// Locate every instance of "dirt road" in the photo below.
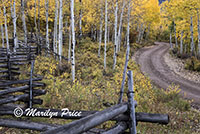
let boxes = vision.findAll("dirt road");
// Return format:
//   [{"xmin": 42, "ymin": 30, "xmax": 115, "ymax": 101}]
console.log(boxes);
[{"xmin": 135, "ymin": 42, "xmax": 200, "ymax": 105}]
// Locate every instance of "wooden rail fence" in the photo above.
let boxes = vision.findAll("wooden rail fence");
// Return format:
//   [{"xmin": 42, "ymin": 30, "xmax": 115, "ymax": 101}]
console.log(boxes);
[{"xmin": 0, "ymin": 45, "xmax": 169, "ymax": 134}]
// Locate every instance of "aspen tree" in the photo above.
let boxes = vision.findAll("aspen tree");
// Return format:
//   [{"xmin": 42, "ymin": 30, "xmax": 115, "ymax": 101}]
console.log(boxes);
[
  {"xmin": 1, "ymin": 24, "xmax": 4, "ymax": 48},
  {"xmin": 190, "ymin": 16, "xmax": 194, "ymax": 55},
  {"xmin": 71, "ymin": 0, "xmax": 76, "ymax": 81},
  {"xmin": 11, "ymin": 0, "xmax": 18, "ymax": 51},
  {"xmin": 58, "ymin": 0, "xmax": 63, "ymax": 61},
  {"xmin": 21, "ymin": 0, "xmax": 27, "ymax": 45},
  {"xmin": 45, "ymin": 0, "xmax": 49, "ymax": 50},
  {"xmin": 104, "ymin": 0, "xmax": 108, "ymax": 69},
  {"xmin": 98, "ymin": 2, "xmax": 103, "ymax": 57},
  {"xmin": 3, "ymin": 6, "xmax": 9, "ymax": 52},
  {"xmin": 53, "ymin": 0, "xmax": 58, "ymax": 54},
  {"xmin": 113, "ymin": 0, "xmax": 118, "ymax": 70}
]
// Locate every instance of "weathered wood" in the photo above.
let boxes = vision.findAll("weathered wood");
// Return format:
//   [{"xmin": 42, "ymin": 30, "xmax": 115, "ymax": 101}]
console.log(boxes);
[
  {"xmin": 42, "ymin": 103, "xmax": 128, "ymax": 134},
  {"xmin": 101, "ymin": 122, "xmax": 127, "ymax": 134},
  {"xmin": 0, "ymin": 78, "xmax": 43, "ymax": 87},
  {"xmin": 0, "ymin": 94, "xmax": 29, "ymax": 105},
  {"xmin": 0, "ymin": 118, "xmax": 58, "ymax": 131},
  {"xmin": 127, "ymin": 71, "xmax": 137, "ymax": 134},
  {"xmin": 29, "ymin": 60, "xmax": 35, "ymax": 108},
  {"xmin": 0, "ymin": 85, "xmax": 29, "ymax": 96}
]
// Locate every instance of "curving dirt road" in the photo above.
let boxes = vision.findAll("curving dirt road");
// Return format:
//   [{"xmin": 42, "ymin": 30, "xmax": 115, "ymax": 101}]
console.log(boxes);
[{"xmin": 135, "ymin": 42, "xmax": 200, "ymax": 105}]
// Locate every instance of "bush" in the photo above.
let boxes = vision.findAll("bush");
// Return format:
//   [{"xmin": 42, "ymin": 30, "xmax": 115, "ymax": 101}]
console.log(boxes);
[{"xmin": 185, "ymin": 56, "xmax": 200, "ymax": 72}]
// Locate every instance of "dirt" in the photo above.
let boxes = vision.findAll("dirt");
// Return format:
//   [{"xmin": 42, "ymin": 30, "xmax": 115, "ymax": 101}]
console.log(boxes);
[{"xmin": 134, "ymin": 42, "xmax": 200, "ymax": 108}]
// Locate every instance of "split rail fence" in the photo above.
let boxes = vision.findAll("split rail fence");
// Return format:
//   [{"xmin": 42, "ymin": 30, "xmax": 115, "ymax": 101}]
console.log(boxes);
[{"xmin": 0, "ymin": 45, "xmax": 169, "ymax": 134}]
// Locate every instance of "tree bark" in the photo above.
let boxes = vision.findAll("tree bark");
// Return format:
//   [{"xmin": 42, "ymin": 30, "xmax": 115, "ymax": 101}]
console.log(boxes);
[
  {"xmin": 104, "ymin": 0, "xmax": 108, "ymax": 69},
  {"xmin": 190, "ymin": 16, "xmax": 194, "ymax": 55},
  {"xmin": 197, "ymin": 9, "xmax": 200, "ymax": 57},
  {"xmin": 68, "ymin": 19, "xmax": 71, "ymax": 61},
  {"xmin": 71, "ymin": 0, "xmax": 76, "ymax": 81},
  {"xmin": 117, "ymin": 0, "xmax": 125, "ymax": 52},
  {"xmin": 1, "ymin": 24, "xmax": 4, "ymax": 48},
  {"xmin": 11, "ymin": 0, "xmax": 18, "ymax": 51},
  {"xmin": 79, "ymin": 0, "xmax": 82, "ymax": 39},
  {"xmin": 113, "ymin": 0, "xmax": 118, "ymax": 70},
  {"xmin": 45, "ymin": 0, "xmax": 49, "ymax": 50},
  {"xmin": 53, "ymin": 0, "xmax": 58, "ymax": 55},
  {"xmin": 98, "ymin": 4, "xmax": 103, "ymax": 57},
  {"xmin": 180, "ymin": 31, "xmax": 183, "ymax": 55},
  {"xmin": 3, "ymin": 6, "xmax": 9, "ymax": 52},
  {"xmin": 170, "ymin": 33, "xmax": 172, "ymax": 49},
  {"xmin": 58, "ymin": 0, "xmax": 63, "ymax": 61},
  {"xmin": 21, "ymin": 0, "xmax": 28, "ymax": 45},
  {"xmin": 174, "ymin": 20, "xmax": 178, "ymax": 47}
]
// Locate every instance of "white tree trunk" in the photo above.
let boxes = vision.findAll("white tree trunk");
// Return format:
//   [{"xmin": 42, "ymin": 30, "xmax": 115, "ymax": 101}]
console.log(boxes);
[
  {"xmin": 190, "ymin": 16, "xmax": 194, "ymax": 55},
  {"xmin": 11, "ymin": 0, "xmax": 18, "ymax": 51},
  {"xmin": 197, "ymin": 9, "xmax": 200, "ymax": 57},
  {"xmin": 71, "ymin": 0, "xmax": 76, "ymax": 81},
  {"xmin": 79, "ymin": 0, "xmax": 82, "ymax": 39},
  {"xmin": 3, "ymin": 6, "xmax": 9, "ymax": 52},
  {"xmin": 170, "ymin": 33, "xmax": 172, "ymax": 49},
  {"xmin": 38, "ymin": 0, "xmax": 41, "ymax": 37},
  {"xmin": 45, "ymin": 0, "xmax": 49, "ymax": 50},
  {"xmin": 58, "ymin": 0, "xmax": 63, "ymax": 61},
  {"xmin": 98, "ymin": 6, "xmax": 103, "ymax": 57},
  {"xmin": 137, "ymin": 23, "xmax": 143, "ymax": 43},
  {"xmin": 21, "ymin": 0, "xmax": 28, "ymax": 45},
  {"xmin": 68, "ymin": 19, "xmax": 71, "ymax": 61},
  {"xmin": 113, "ymin": 0, "xmax": 118, "ymax": 70},
  {"xmin": 104, "ymin": 0, "xmax": 108, "ymax": 69},
  {"xmin": 180, "ymin": 31, "xmax": 183, "ymax": 55},
  {"xmin": 1, "ymin": 24, "xmax": 4, "ymax": 48},
  {"xmin": 140, "ymin": 25, "xmax": 146, "ymax": 44},
  {"xmin": 117, "ymin": 0, "xmax": 125, "ymax": 52},
  {"xmin": 34, "ymin": 0, "xmax": 39, "ymax": 45},
  {"xmin": 174, "ymin": 20, "xmax": 178, "ymax": 47},
  {"xmin": 53, "ymin": 0, "xmax": 58, "ymax": 54},
  {"xmin": 118, "ymin": 0, "xmax": 131, "ymax": 104}
]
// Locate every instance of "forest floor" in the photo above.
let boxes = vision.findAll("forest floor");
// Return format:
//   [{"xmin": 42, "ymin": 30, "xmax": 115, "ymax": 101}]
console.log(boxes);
[{"xmin": 134, "ymin": 42, "xmax": 200, "ymax": 110}]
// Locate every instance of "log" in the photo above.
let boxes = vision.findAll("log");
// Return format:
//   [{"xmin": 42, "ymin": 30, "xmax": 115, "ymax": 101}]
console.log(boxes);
[
  {"xmin": 0, "ymin": 118, "xmax": 58, "ymax": 131},
  {"xmin": 0, "ymin": 94, "xmax": 29, "ymax": 105},
  {"xmin": 0, "ymin": 70, "xmax": 8, "ymax": 73},
  {"xmin": 0, "ymin": 64, "xmax": 7, "ymax": 68},
  {"xmin": 0, "ymin": 85, "xmax": 29, "ymax": 96},
  {"xmin": 0, "ymin": 77, "xmax": 43, "ymax": 87},
  {"xmin": 101, "ymin": 122, "xmax": 127, "ymax": 134},
  {"xmin": 42, "ymin": 103, "xmax": 128, "ymax": 134}
]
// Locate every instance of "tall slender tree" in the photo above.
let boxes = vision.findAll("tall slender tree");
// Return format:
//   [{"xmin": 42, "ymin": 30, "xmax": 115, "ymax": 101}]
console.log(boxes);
[
  {"xmin": 1, "ymin": 24, "xmax": 4, "ymax": 48},
  {"xmin": 197, "ymin": 9, "xmax": 200, "ymax": 57},
  {"xmin": 58, "ymin": 0, "xmax": 63, "ymax": 61},
  {"xmin": 104, "ymin": 0, "xmax": 108, "ymax": 69},
  {"xmin": 11, "ymin": 0, "xmax": 18, "ymax": 51},
  {"xmin": 98, "ymin": 2, "xmax": 103, "ymax": 57},
  {"xmin": 113, "ymin": 0, "xmax": 118, "ymax": 70},
  {"xmin": 45, "ymin": 0, "xmax": 49, "ymax": 50},
  {"xmin": 190, "ymin": 16, "xmax": 194, "ymax": 55},
  {"xmin": 3, "ymin": 6, "xmax": 9, "ymax": 52},
  {"xmin": 71, "ymin": 0, "xmax": 76, "ymax": 81},
  {"xmin": 21, "ymin": 0, "xmax": 28, "ymax": 45},
  {"xmin": 53, "ymin": 0, "xmax": 58, "ymax": 54}
]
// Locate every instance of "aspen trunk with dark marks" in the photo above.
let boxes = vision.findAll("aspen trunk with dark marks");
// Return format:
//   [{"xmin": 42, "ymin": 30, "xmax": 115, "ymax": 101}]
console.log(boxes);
[
  {"xmin": 113, "ymin": 0, "xmax": 118, "ymax": 70},
  {"xmin": 1, "ymin": 24, "xmax": 5, "ymax": 48},
  {"xmin": 197, "ymin": 9, "xmax": 200, "ymax": 57},
  {"xmin": 34, "ymin": 0, "xmax": 39, "ymax": 46},
  {"xmin": 79, "ymin": 0, "xmax": 82, "ymax": 39},
  {"xmin": 170, "ymin": 33, "xmax": 172, "ymax": 49},
  {"xmin": 58, "ymin": 0, "xmax": 63, "ymax": 61},
  {"xmin": 53, "ymin": 0, "xmax": 58, "ymax": 54},
  {"xmin": 104, "ymin": 0, "xmax": 108, "ymax": 69},
  {"xmin": 71, "ymin": 0, "xmax": 76, "ymax": 81},
  {"xmin": 174, "ymin": 20, "xmax": 178, "ymax": 47},
  {"xmin": 68, "ymin": 19, "xmax": 71, "ymax": 61},
  {"xmin": 180, "ymin": 31, "xmax": 183, "ymax": 55},
  {"xmin": 21, "ymin": 0, "xmax": 28, "ymax": 45},
  {"xmin": 117, "ymin": 0, "xmax": 125, "ymax": 52},
  {"xmin": 45, "ymin": 0, "xmax": 49, "ymax": 50},
  {"xmin": 190, "ymin": 16, "xmax": 194, "ymax": 55},
  {"xmin": 98, "ymin": 3, "xmax": 103, "ymax": 57},
  {"xmin": 3, "ymin": 6, "xmax": 9, "ymax": 52},
  {"xmin": 11, "ymin": 0, "xmax": 18, "ymax": 51}
]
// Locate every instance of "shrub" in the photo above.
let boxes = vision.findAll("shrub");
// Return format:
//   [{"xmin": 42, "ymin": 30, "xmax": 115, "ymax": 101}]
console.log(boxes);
[{"xmin": 185, "ymin": 56, "xmax": 200, "ymax": 72}]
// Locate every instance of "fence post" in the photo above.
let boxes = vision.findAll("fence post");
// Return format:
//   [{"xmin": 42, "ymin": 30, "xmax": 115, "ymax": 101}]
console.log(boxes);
[
  {"xmin": 7, "ymin": 54, "xmax": 11, "ymax": 80},
  {"xmin": 127, "ymin": 70, "xmax": 137, "ymax": 134},
  {"xmin": 29, "ymin": 60, "xmax": 35, "ymax": 108}
]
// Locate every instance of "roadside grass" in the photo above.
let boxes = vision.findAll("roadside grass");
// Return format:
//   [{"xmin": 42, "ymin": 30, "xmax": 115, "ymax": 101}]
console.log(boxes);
[{"xmin": 4, "ymin": 38, "xmax": 200, "ymax": 133}]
